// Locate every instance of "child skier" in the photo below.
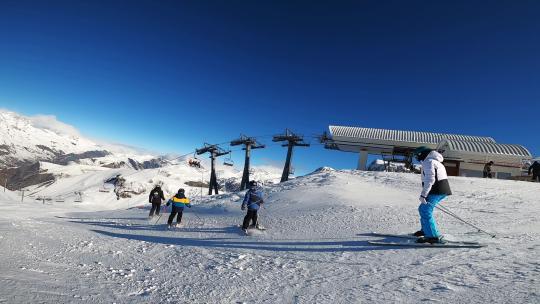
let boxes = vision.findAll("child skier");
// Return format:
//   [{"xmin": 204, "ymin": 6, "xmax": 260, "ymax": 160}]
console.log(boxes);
[
  {"xmin": 241, "ymin": 181, "xmax": 264, "ymax": 234},
  {"xmin": 148, "ymin": 184, "xmax": 165, "ymax": 218},
  {"xmin": 413, "ymin": 147, "xmax": 452, "ymax": 244},
  {"xmin": 166, "ymin": 188, "xmax": 191, "ymax": 228}
]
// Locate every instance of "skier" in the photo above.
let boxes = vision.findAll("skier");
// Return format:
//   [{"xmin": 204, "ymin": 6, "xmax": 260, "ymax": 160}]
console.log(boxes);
[
  {"xmin": 166, "ymin": 188, "xmax": 191, "ymax": 228},
  {"xmin": 241, "ymin": 180, "xmax": 264, "ymax": 234},
  {"xmin": 529, "ymin": 161, "xmax": 540, "ymax": 182},
  {"xmin": 412, "ymin": 147, "xmax": 452, "ymax": 244},
  {"xmin": 483, "ymin": 161, "xmax": 494, "ymax": 178},
  {"xmin": 148, "ymin": 184, "xmax": 165, "ymax": 218}
]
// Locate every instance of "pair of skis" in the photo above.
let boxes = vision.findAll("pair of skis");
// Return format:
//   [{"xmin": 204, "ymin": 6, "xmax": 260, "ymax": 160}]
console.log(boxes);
[{"xmin": 368, "ymin": 232, "xmax": 486, "ymax": 248}]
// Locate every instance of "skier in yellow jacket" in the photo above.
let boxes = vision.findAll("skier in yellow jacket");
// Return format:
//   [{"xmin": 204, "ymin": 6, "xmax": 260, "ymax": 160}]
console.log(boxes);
[{"xmin": 166, "ymin": 188, "xmax": 191, "ymax": 228}]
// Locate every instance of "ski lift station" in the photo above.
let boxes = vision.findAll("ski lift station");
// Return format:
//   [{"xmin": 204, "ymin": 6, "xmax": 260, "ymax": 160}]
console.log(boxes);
[{"xmin": 322, "ymin": 125, "xmax": 532, "ymax": 179}]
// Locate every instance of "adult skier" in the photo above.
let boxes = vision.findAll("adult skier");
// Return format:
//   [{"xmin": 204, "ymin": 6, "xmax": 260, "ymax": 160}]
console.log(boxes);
[
  {"xmin": 528, "ymin": 161, "xmax": 540, "ymax": 182},
  {"xmin": 241, "ymin": 181, "xmax": 264, "ymax": 234},
  {"xmin": 148, "ymin": 184, "xmax": 165, "ymax": 218},
  {"xmin": 483, "ymin": 161, "xmax": 494, "ymax": 178},
  {"xmin": 166, "ymin": 188, "xmax": 191, "ymax": 228},
  {"xmin": 412, "ymin": 147, "xmax": 452, "ymax": 244}
]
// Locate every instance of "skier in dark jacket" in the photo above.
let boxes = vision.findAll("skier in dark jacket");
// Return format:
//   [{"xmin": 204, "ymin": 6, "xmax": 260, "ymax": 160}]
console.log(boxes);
[
  {"xmin": 483, "ymin": 161, "xmax": 494, "ymax": 178},
  {"xmin": 529, "ymin": 161, "xmax": 540, "ymax": 182},
  {"xmin": 241, "ymin": 181, "xmax": 264, "ymax": 234},
  {"xmin": 148, "ymin": 185, "xmax": 165, "ymax": 218},
  {"xmin": 412, "ymin": 147, "xmax": 452, "ymax": 244},
  {"xmin": 166, "ymin": 188, "xmax": 191, "ymax": 228}
]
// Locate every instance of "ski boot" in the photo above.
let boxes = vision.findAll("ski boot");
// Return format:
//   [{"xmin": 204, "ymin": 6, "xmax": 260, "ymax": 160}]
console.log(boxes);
[
  {"xmin": 413, "ymin": 230, "xmax": 425, "ymax": 237},
  {"xmin": 416, "ymin": 236, "xmax": 446, "ymax": 244}
]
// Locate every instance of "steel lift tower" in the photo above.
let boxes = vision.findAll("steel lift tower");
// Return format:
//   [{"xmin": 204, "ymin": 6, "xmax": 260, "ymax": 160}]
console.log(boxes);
[
  {"xmin": 230, "ymin": 135, "xmax": 266, "ymax": 190},
  {"xmin": 273, "ymin": 129, "xmax": 310, "ymax": 183},
  {"xmin": 196, "ymin": 143, "xmax": 230, "ymax": 195}
]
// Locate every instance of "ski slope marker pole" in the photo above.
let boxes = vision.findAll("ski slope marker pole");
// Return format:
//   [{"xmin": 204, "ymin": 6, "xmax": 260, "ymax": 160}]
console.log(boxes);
[{"xmin": 434, "ymin": 204, "xmax": 496, "ymax": 238}]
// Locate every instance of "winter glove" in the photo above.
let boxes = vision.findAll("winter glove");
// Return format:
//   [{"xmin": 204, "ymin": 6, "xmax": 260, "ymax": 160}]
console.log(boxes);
[
  {"xmin": 419, "ymin": 196, "xmax": 428, "ymax": 205},
  {"xmin": 241, "ymin": 204, "xmax": 246, "ymax": 211},
  {"xmin": 187, "ymin": 204, "xmax": 192, "ymax": 208},
  {"xmin": 166, "ymin": 200, "xmax": 171, "ymax": 207}
]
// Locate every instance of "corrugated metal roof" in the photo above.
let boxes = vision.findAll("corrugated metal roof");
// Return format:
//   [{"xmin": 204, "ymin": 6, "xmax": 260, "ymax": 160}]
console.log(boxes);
[
  {"xmin": 438, "ymin": 139, "xmax": 531, "ymax": 157},
  {"xmin": 329, "ymin": 125, "xmax": 495, "ymax": 144}
]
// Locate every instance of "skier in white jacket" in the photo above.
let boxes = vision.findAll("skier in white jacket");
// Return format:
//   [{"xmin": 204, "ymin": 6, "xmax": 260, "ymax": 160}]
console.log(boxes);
[{"xmin": 412, "ymin": 147, "xmax": 452, "ymax": 244}]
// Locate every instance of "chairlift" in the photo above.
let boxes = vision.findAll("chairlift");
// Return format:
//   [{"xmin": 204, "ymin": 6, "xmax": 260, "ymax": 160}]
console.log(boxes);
[
  {"xmin": 223, "ymin": 151, "xmax": 234, "ymax": 166},
  {"xmin": 188, "ymin": 152, "xmax": 202, "ymax": 168}
]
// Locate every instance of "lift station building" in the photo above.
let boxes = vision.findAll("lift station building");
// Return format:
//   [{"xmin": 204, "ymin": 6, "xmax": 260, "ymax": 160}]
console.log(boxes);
[{"xmin": 322, "ymin": 125, "xmax": 532, "ymax": 179}]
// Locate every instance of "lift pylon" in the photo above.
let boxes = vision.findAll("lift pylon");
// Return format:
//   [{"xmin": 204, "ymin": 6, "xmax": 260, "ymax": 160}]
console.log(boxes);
[
  {"xmin": 230, "ymin": 135, "xmax": 265, "ymax": 190},
  {"xmin": 272, "ymin": 129, "xmax": 310, "ymax": 183},
  {"xmin": 196, "ymin": 143, "xmax": 230, "ymax": 195}
]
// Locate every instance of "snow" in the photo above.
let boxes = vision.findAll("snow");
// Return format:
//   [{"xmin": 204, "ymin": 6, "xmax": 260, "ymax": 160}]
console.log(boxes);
[{"xmin": 1, "ymin": 169, "xmax": 539, "ymax": 303}]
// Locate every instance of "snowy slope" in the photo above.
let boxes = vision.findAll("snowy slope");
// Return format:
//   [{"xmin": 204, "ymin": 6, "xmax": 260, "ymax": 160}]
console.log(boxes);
[{"xmin": 0, "ymin": 170, "xmax": 539, "ymax": 303}]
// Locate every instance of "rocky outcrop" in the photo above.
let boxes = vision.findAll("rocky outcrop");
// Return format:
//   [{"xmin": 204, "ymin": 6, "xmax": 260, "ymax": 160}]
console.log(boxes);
[
  {"xmin": 0, "ymin": 162, "xmax": 55, "ymax": 190},
  {"xmin": 54, "ymin": 150, "xmax": 109, "ymax": 165}
]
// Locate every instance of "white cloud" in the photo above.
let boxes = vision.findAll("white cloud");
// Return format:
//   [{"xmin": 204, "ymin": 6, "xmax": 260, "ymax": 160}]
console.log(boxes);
[{"xmin": 29, "ymin": 114, "xmax": 81, "ymax": 137}]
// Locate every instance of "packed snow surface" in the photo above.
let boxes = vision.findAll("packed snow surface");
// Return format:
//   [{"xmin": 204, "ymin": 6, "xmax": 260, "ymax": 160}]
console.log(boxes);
[{"xmin": 1, "ymin": 170, "xmax": 539, "ymax": 303}]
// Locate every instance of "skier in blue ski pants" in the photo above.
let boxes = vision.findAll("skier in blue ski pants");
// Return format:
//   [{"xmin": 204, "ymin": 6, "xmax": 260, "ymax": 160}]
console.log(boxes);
[{"xmin": 413, "ymin": 147, "xmax": 452, "ymax": 244}]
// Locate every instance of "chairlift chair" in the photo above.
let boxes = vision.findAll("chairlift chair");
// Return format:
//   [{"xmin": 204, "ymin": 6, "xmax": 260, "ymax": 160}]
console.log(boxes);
[{"xmin": 223, "ymin": 151, "xmax": 234, "ymax": 167}]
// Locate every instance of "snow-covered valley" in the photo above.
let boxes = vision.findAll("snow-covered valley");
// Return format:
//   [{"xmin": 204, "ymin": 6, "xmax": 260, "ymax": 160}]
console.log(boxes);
[{"xmin": 1, "ymin": 169, "xmax": 539, "ymax": 303}]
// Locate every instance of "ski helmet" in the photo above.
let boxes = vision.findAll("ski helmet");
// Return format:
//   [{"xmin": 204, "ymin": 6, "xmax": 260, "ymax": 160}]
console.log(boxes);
[
  {"xmin": 413, "ymin": 146, "xmax": 433, "ymax": 161},
  {"xmin": 248, "ymin": 180, "xmax": 258, "ymax": 189},
  {"xmin": 178, "ymin": 188, "xmax": 185, "ymax": 194}
]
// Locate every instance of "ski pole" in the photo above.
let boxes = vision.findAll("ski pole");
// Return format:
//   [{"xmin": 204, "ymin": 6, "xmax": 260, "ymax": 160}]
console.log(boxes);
[
  {"xmin": 153, "ymin": 206, "xmax": 164, "ymax": 225},
  {"xmin": 189, "ymin": 206, "xmax": 205, "ymax": 226},
  {"xmin": 433, "ymin": 203, "xmax": 496, "ymax": 238}
]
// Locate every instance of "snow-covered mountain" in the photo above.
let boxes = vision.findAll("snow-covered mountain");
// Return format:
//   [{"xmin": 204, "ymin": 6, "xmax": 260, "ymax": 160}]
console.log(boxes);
[
  {"xmin": 0, "ymin": 109, "xmax": 159, "ymax": 168},
  {"xmin": 0, "ymin": 109, "xmax": 283, "ymax": 192}
]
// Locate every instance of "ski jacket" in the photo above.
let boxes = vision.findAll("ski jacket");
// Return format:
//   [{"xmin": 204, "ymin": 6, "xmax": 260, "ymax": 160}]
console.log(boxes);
[
  {"xmin": 242, "ymin": 189, "xmax": 264, "ymax": 210},
  {"xmin": 420, "ymin": 151, "xmax": 452, "ymax": 198},
  {"xmin": 168, "ymin": 194, "xmax": 190, "ymax": 209},
  {"xmin": 529, "ymin": 161, "xmax": 540, "ymax": 175},
  {"xmin": 149, "ymin": 187, "xmax": 165, "ymax": 204}
]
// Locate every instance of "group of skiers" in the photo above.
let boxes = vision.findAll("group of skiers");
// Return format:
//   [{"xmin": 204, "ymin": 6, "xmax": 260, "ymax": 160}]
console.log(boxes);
[
  {"xmin": 148, "ymin": 180, "xmax": 264, "ymax": 232},
  {"xmin": 145, "ymin": 147, "xmax": 534, "ymax": 243}
]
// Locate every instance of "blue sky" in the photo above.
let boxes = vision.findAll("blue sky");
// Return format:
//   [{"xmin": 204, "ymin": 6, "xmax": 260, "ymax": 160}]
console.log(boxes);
[{"xmin": 1, "ymin": 0, "xmax": 539, "ymax": 174}]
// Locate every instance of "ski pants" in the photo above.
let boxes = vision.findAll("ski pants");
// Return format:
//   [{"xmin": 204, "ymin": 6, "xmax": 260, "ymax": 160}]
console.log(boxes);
[
  {"xmin": 418, "ymin": 194, "xmax": 447, "ymax": 238},
  {"xmin": 168, "ymin": 206, "xmax": 184, "ymax": 225},
  {"xmin": 149, "ymin": 202, "xmax": 161, "ymax": 217},
  {"xmin": 242, "ymin": 209, "xmax": 258, "ymax": 229}
]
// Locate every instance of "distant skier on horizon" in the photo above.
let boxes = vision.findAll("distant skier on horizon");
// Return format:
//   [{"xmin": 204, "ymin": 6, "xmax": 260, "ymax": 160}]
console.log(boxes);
[
  {"xmin": 166, "ymin": 188, "xmax": 191, "ymax": 228},
  {"xmin": 241, "ymin": 181, "xmax": 265, "ymax": 234},
  {"xmin": 529, "ymin": 161, "xmax": 540, "ymax": 182},
  {"xmin": 483, "ymin": 161, "xmax": 494, "ymax": 178},
  {"xmin": 148, "ymin": 184, "xmax": 165, "ymax": 218},
  {"xmin": 412, "ymin": 147, "xmax": 453, "ymax": 244}
]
